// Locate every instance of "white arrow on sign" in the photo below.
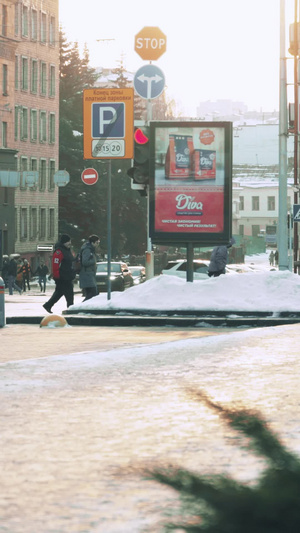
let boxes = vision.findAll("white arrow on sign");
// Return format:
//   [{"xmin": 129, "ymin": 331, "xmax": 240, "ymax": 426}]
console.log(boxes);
[
  {"xmin": 294, "ymin": 208, "xmax": 300, "ymax": 221},
  {"xmin": 137, "ymin": 73, "xmax": 163, "ymax": 99}
]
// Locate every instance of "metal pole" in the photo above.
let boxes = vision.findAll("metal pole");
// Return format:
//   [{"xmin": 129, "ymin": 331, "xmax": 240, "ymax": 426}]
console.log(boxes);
[
  {"xmin": 146, "ymin": 97, "xmax": 154, "ymax": 279},
  {"xmin": 294, "ymin": 0, "xmax": 299, "ymax": 272},
  {"xmin": 107, "ymin": 159, "xmax": 112, "ymax": 300},
  {"xmin": 278, "ymin": 0, "xmax": 289, "ymax": 270},
  {"xmin": 186, "ymin": 242, "xmax": 194, "ymax": 282}
]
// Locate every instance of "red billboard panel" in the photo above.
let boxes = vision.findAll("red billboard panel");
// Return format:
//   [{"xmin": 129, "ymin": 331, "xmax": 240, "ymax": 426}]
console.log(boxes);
[{"xmin": 149, "ymin": 121, "xmax": 232, "ymax": 245}]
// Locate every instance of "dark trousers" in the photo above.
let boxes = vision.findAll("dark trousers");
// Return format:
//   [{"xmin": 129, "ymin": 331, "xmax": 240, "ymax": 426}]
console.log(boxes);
[
  {"xmin": 39, "ymin": 276, "xmax": 47, "ymax": 292},
  {"xmin": 208, "ymin": 270, "xmax": 224, "ymax": 278},
  {"xmin": 83, "ymin": 286, "xmax": 98, "ymax": 301},
  {"xmin": 23, "ymin": 275, "xmax": 30, "ymax": 291},
  {"xmin": 46, "ymin": 279, "xmax": 74, "ymax": 309}
]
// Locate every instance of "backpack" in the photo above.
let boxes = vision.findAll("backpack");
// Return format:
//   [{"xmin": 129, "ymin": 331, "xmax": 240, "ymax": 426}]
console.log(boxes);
[{"xmin": 73, "ymin": 252, "xmax": 82, "ymax": 274}]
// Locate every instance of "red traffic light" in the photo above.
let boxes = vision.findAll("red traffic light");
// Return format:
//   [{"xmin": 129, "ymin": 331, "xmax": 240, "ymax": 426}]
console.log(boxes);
[{"xmin": 134, "ymin": 128, "xmax": 149, "ymax": 145}]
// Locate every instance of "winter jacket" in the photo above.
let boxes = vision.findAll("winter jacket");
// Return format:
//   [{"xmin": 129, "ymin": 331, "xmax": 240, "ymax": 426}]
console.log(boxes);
[
  {"xmin": 7, "ymin": 258, "xmax": 18, "ymax": 277},
  {"xmin": 79, "ymin": 242, "xmax": 97, "ymax": 289},
  {"xmin": 208, "ymin": 245, "xmax": 228, "ymax": 274},
  {"xmin": 52, "ymin": 242, "xmax": 75, "ymax": 281},
  {"xmin": 35, "ymin": 265, "xmax": 49, "ymax": 277}
]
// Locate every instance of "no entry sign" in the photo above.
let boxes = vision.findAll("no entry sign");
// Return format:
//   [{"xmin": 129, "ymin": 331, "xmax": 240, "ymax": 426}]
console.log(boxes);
[{"xmin": 81, "ymin": 168, "xmax": 98, "ymax": 185}]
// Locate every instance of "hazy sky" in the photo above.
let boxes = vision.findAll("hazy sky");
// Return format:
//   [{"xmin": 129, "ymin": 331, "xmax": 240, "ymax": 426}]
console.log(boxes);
[{"xmin": 59, "ymin": 0, "xmax": 296, "ymax": 116}]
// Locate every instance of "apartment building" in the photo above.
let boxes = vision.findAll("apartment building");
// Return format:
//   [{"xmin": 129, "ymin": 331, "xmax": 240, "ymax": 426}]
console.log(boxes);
[{"xmin": 0, "ymin": 0, "xmax": 59, "ymax": 269}]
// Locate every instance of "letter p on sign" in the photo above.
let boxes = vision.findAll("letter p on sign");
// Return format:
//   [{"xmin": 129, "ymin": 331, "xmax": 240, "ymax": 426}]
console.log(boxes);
[{"xmin": 134, "ymin": 27, "xmax": 167, "ymax": 61}]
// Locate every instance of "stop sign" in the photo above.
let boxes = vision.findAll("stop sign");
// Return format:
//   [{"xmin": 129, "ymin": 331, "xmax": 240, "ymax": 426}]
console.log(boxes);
[
  {"xmin": 81, "ymin": 168, "xmax": 98, "ymax": 185},
  {"xmin": 134, "ymin": 26, "xmax": 167, "ymax": 61}
]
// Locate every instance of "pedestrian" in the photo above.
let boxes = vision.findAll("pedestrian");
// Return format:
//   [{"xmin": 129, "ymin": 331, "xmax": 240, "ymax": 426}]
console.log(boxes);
[
  {"xmin": 16, "ymin": 259, "xmax": 23, "ymax": 289},
  {"xmin": 274, "ymin": 249, "xmax": 279, "ymax": 266},
  {"xmin": 43, "ymin": 234, "xmax": 75, "ymax": 313},
  {"xmin": 269, "ymin": 250, "xmax": 275, "ymax": 266},
  {"xmin": 79, "ymin": 234, "xmax": 100, "ymax": 301},
  {"xmin": 7, "ymin": 255, "xmax": 22, "ymax": 295},
  {"xmin": 1, "ymin": 256, "xmax": 9, "ymax": 287},
  {"xmin": 208, "ymin": 237, "xmax": 236, "ymax": 277},
  {"xmin": 22, "ymin": 259, "xmax": 32, "ymax": 291},
  {"xmin": 35, "ymin": 260, "xmax": 49, "ymax": 293}
]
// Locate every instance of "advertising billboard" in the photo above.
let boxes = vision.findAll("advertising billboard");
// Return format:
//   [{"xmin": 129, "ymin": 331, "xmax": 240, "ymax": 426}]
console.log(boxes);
[{"xmin": 149, "ymin": 121, "xmax": 232, "ymax": 245}]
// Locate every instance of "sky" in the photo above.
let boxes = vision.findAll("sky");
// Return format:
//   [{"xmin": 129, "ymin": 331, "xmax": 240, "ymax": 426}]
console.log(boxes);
[{"xmin": 59, "ymin": 0, "xmax": 296, "ymax": 117}]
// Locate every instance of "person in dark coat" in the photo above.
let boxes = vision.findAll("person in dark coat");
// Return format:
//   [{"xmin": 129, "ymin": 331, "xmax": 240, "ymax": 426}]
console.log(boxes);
[
  {"xmin": 1, "ymin": 256, "xmax": 9, "ymax": 287},
  {"xmin": 43, "ymin": 234, "xmax": 75, "ymax": 313},
  {"xmin": 208, "ymin": 237, "xmax": 236, "ymax": 277},
  {"xmin": 35, "ymin": 261, "xmax": 49, "ymax": 293},
  {"xmin": 7, "ymin": 255, "xmax": 22, "ymax": 295},
  {"xmin": 22, "ymin": 259, "xmax": 32, "ymax": 291},
  {"xmin": 79, "ymin": 234, "xmax": 100, "ymax": 301}
]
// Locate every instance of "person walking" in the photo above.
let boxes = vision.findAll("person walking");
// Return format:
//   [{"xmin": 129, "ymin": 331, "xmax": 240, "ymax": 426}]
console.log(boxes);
[
  {"xmin": 1, "ymin": 256, "xmax": 9, "ymax": 288},
  {"xmin": 208, "ymin": 237, "xmax": 236, "ymax": 277},
  {"xmin": 22, "ymin": 259, "xmax": 32, "ymax": 291},
  {"xmin": 79, "ymin": 234, "xmax": 100, "ymax": 301},
  {"xmin": 43, "ymin": 234, "xmax": 75, "ymax": 313},
  {"xmin": 35, "ymin": 261, "xmax": 49, "ymax": 293},
  {"xmin": 269, "ymin": 250, "xmax": 275, "ymax": 266},
  {"xmin": 7, "ymin": 255, "xmax": 22, "ymax": 295}
]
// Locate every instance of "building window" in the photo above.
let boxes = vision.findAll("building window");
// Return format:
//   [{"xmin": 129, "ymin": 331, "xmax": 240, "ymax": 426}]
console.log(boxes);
[
  {"xmin": 49, "ymin": 208, "xmax": 55, "ymax": 238},
  {"xmin": 30, "ymin": 109, "xmax": 37, "ymax": 142},
  {"xmin": 15, "ymin": 3, "xmax": 19, "ymax": 36},
  {"xmin": 40, "ymin": 12, "xmax": 47, "ymax": 44},
  {"xmin": 49, "ymin": 65, "xmax": 55, "ymax": 96},
  {"xmin": 31, "ymin": 59, "xmax": 38, "ymax": 93},
  {"xmin": 3, "ymin": 187, "xmax": 8, "ymax": 204},
  {"xmin": 2, "ymin": 64, "xmax": 8, "ymax": 95},
  {"xmin": 252, "ymin": 196, "xmax": 259, "ymax": 211},
  {"xmin": 31, "ymin": 157, "xmax": 38, "ymax": 171},
  {"xmin": 252, "ymin": 225, "xmax": 260, "ymax": 237},
  {"xmin": 2, "ymin": 122, "xmax": 7, "ymax": 148},
  {"xmin": 2, "ymin": 5, "xmax": 7, "ymax": 36},
  {"xmin": 39, "ymin": 158, "xmax": 47, "ymax": 190},
  {"xmin": 49, "ymin": 16, "xmax": 55, "ymax": 46},
  {"xmin": 40, "ymin": 61, "xmax": 47, "ymax": 95},
  {"xmin": 267, "ymin": 196, "xmax": 275, "ymax": 210},
  {"xmin": 39, "ymin": 111, "xmax": 46, "ymax": 142},
  {"xmin": 21, "ymin": 107, "xmax": 28, "ymax": 140},
  {"xmin": 30, "ymin": 207, "xmax": 37, "ymax": 240},
  {"xmin": 15, "ymin": 55, "xmax": 19, "ymax": 90},
  {"xmin": 21, "ymin": 56, "xmax": 28, "ymax": 90},
  {"xmin": 40, "ymin": 208, "xmax": 46, "ymax": 239},
  {"xmin": 20, "ymin": 208, "xmax": 28, "ymax": 240},
  {"xmin": 15, "ymin": 208, "xmax": 18, "ymax": 241},
  {"xmin": 49, "ymin": 159, "xmax": 56, "ymax": 190},
  {"xmin": 49, "ymin": 113, "xmax": 55, "ymax": 143},
  {"xmin": 22, "ymin": 5, "xmax": 28, "ymax": 38},
  {"xmin": 31, "ymin": 9, "xmax": 37, "ymax": 40},
  {"xmin": 239, "ymin": 196, "xmax": 244, "ymax": 211},
  {"xmin": 14, "ymin": 106, "xmax": 19, "ymax": 140}
]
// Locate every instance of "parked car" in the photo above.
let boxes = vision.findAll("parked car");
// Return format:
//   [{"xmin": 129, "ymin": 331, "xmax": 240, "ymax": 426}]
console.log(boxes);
[
  {"xmin": 96, "ymin": 261, "xmax": 134, "ymax": 292},
  {"xmin": 128, "ymin": 265, "xmax": 146, "ymax": 285},
  {"xmin": 161, "ymin": 259, "xmax": 210, "ymax": 280}
]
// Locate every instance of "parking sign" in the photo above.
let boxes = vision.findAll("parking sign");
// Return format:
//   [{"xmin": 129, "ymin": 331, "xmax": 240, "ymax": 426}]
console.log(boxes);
[{"xmin": 83, "ymin": 88, "xmax": 134, "ymax": 159}]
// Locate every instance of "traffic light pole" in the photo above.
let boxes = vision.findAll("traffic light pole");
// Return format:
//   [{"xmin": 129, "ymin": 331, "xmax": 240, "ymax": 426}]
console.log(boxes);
[
  {"xmin": 107, "ymin": 159, "xmax": 112, "ymax": 300},
  {"xmin": 145, "ymin": 99, "xmax": 154, "ymax": 280}
]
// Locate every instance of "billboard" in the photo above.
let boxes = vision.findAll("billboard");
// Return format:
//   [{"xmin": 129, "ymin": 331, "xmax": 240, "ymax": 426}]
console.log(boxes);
[{"xmin": 149, "ymin": 121, "xmax": 232, "ymax": 245}]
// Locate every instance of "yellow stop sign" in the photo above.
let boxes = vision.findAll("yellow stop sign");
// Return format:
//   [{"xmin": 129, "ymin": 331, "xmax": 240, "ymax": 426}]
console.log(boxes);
[{"xmin": 134, "ymin": 26, "xmax": 167, "ymax": 61}]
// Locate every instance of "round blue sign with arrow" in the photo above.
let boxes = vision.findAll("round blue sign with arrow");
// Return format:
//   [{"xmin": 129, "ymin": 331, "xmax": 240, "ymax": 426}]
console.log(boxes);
[{"xmin": 134, "ymin": 64, "xmax": 165, "ymax": 100}]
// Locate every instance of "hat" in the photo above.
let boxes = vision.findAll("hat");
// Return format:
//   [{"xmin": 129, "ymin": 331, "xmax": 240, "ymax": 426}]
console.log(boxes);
[
  {"xmin": 60, "ymin": 234, "xmax": 71, "ymax": 244},
  {"xmin": 227, "ymin": 237, "xmax": 236, "ymax": 248}
]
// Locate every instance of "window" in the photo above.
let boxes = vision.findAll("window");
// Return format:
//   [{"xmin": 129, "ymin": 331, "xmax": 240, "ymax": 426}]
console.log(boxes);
[
  {"xmin": 15, "ymin": 2, "xmax": 19, "ymax": 36},
  {"xmin": 39, "ymin": 158, "xmax": 47, "ymax": 190},
  {"xmin": 30, "ymin": 207, "xmax": 37, "ymax": 240},
  {"xmin": 39, "ymin": 111, "xmax": 46, "ymax": 142},
  {"xmin": 14, "ymin": 106, "xmax": 19, "ymax": 140},
  {"xmin": 2, "ymin": 5, "xmax": 7, "ymax": 37},
  {"xmin": 40, "ymin": 61, "xmax": 46, "ymax": 95},
  {"xmin": 31, "ymin": 59, "xmax": 38, "ymax": 93},
  {"xmin": 15, "ymin": 208, "xmax": 18, "ymax": 241},
  {"xmin": 3, "ymin": 187, "xmax": 8, "ymax": 204},
  {"xmin": 22, "ymin": 5, "xmax": 28, "ymax": 37},
  {"xmin": 49, "ymin": 16, "xmax": 55, "ymax": 45},
  {"xmin": 40, "ymin": 208, "xmax": 46, "ymax": 239},
  {"xmin": 21, "ymin": 107, "xmax": 28, "ymax": 140},
  {"xmin": 49, "ymin": 113, "xmax": 55, "ymax": 143},
  {"xmin": 268, "ymin": 196, "xmax": 275, "ymax": 210},
  {"xmin": 20, "ymin": 208, "xmax": 28, "ymax": 239},
  {"xmin": 40, "ymin": 12, "xmax": 47, "ymax": 43},
  {"xmin": 31, "ymin": 157, "xmax": 37, "ymax": 171},
  {"xmin": 31, "ymin": 9, "xmax": 37, "ymax": 40},
  {"xmin": 252, "ymin": 225, "xmax": 260, "ymax": 237},
  {"xmin": 49, "ymin": 159, "xmax": 55, "ymax": 190},
  {"xmin": 15, "ymin": 55, "xmax": 19, "ymax": 90},
  {"xmin": 2, "ymin": 122, "xmax": 7, "ymax": 148},
  {"xmin": 49, "ymin": 65, "xmax": 55, "ymax": 96},
  {"xmin": 30, "ymin": 109, "xmax": 37, "ymax": 142},
  {"xmin": 2, "ymin": 64, "xmax": 8, "ymax": 95},
  {"xmin": 239, "ymin": 196, "xmax": 244, "ymax": 211},
  {"xmin": 252, "ymin": 196, "xmax": 259, "ymax": 211},
  {"xmin": 49, "ymin": 208, "xmax": 55, "ymax": 238},
  {"xmin": 21, "ymin": 56, "xmax": 28, "ymax": 90}
]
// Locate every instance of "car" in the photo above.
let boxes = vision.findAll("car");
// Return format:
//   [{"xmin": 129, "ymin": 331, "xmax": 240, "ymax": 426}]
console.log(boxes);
[
  {"xmin": 161, "ymin": 259, "xmax": 210, "ymax": 280},
  {"xmin": 96, "ymin": 261, "xmax": 134, "ymax": 292},
  {"xmin": 128, "ymin": 265, "xmax": 146, "ymax": 285}
]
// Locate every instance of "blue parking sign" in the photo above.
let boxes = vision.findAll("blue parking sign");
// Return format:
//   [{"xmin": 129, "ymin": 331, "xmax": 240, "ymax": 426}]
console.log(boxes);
[
  {"xmin": 92, "ymin": 103, "xmax": 125, "ymax": 138},
  {"xmin": 293, "ymin": 204, "xmax": 300, "ymax": 222}
]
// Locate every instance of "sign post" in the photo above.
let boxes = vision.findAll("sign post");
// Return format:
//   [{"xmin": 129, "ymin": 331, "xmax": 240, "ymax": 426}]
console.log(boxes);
[{"xmin": 83, "ymin": 88, "xmax": 134, "ymax": 299}]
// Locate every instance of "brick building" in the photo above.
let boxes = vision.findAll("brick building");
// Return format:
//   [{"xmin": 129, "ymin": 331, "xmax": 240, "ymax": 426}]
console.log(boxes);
[{"xmin": 0, "ymin": 0, "xmax": 59, "ymax": 271}]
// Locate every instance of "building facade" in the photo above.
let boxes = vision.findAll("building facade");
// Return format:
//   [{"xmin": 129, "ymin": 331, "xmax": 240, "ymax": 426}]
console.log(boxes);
[{"xmin": 0, "ymin": 0, "xmax": 59, "ymax": 270}]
